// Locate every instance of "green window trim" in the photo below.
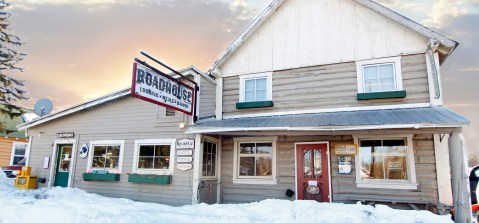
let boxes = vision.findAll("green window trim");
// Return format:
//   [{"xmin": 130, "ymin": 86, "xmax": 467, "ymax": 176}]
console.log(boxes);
[
  {"xmin": 82, "ymin": 173, "xmax": 120, "ymax": 181},
  {"xmin": 357, "ymin": 90, "xmax": 407, "ymax": 100},
  {"xmin": 236, "ymin": 101, "xmax": 274, "ymax": 109},
  {"xmin": 127, "ymin": 174, "xmax": 172, "ymax": 184}
]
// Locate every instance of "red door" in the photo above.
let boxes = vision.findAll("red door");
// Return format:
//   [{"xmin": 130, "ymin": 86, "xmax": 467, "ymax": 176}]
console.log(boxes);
[{"xmin": 296, "ymin": 143, "xmax": 329, "ymax": 202}]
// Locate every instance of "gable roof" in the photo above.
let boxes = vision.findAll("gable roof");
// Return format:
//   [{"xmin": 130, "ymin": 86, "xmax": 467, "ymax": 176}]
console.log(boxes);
[
  {"xmin": 19, "ymin": 66, "xmax": 210, "ymax": 131},
  {"xmin": 208, "ymin": 0, "xmax": 458, "ymax": 76}
]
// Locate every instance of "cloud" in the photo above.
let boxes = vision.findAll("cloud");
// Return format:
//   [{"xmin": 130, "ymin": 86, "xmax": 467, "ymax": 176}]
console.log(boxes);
[
  {"xmin": 422, "ymin": 0, "xmax": 478, "ymax": 28},
  {"xmin": 375, "ymin": 0, "xmax": 427, "ymax": 12}
]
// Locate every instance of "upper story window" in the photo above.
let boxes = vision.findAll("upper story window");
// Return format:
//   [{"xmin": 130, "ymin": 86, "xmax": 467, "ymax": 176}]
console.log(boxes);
[
  {"xmin": 354, "ymin": 135, "xmax": 417, "ymax": 190},
  {"xmin": 239, "ymin": 72, "xmax": 272, "ymax": 102},
  {"xmin": 356, "ymin": 57, "xmax": 403, "ymax": 94},
  {"xmin": 132, "ymin": 139, "xmax": 175, "ymax": 175},
  {"xmin": 87, "ymin": 140, "xmax": 125, "ymax": 174}
]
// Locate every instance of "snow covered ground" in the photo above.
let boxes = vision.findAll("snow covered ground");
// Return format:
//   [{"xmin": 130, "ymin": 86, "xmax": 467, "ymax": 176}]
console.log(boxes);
[{"xmin": 0, "ymin": 173, "xmax": 453, "ymax": 223}]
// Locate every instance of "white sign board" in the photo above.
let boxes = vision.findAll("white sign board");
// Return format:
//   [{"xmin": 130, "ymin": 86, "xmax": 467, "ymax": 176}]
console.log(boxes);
[
  {"xmin": 132, "ymin": 62, "xmax": 195, "ymax": 116},
  {"xmin": 176, "ymin": 139, "xmax": 195, "ymax": 149},
  {"xmin": 177, "ymin": 157, "xmax": 193, "ymax": 163},
  {"xmin": 177, "ymin": 149, "xmax": 193, "ymax": 156},
  {"xmin": 177, "ymin": 163, "xmax": 193, "ymax": 171}
]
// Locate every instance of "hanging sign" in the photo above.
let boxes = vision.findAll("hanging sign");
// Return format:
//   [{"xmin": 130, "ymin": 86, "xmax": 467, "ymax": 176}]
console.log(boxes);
[
  {"xmin": 177, "ymin": 163, "xmax": 193, "ymax": 171},
  {"xmin": 177, "ymin": 157, "xmax": 193, "ymax": 163},
  {"xmin": 177, "ymin": 149, "xmax": 193, "ymax": 156},
  {"xmin": 131, "ymin": 62, "xmax": 195, "ymax": 116},
  {"xmin": 334, "ymin": 144, "xmax": 357, "ymax": 156},
  {"xmin": 176, "ymin": 139, "xmax": 195, "ymax": 149}
]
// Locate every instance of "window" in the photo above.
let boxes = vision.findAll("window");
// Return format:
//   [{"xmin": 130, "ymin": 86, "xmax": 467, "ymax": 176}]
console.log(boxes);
[
  {"xmin": 354, "ymin": 135, "xmax": 417, "ymax": 189},
  {"xmin": 87, "ymin": 140, "xmax": 125, "ymax": 174},
  {"xmin": 356, "ymin": 57, "xmax": 403, "ymax": 93},
  {"xmin": 166, "ymin": 108, "xmax": 175, "ymax": 116},
  {"xmin": 133, "ymin": 139, "xmax": 175, "ymax": 175},
  {"xmin": 239, "ymin": 72, "xmax": 272, "ymax": 102},
  {"xmin": 10, "ymin": 142, "xmax": 27, "ymax": 165},
  {"xmin": 202, "ymin": 140, "xmax": 217, "ymax": 178},
  {"xmin": 233, "ymin": 137, "xmax": 277, "ymax": 184}
]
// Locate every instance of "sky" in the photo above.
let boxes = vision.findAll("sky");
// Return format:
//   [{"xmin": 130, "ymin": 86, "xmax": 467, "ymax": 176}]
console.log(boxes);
[{"xmin": 6, "ymin": 0, "xmax": 479, "ymax": 155}]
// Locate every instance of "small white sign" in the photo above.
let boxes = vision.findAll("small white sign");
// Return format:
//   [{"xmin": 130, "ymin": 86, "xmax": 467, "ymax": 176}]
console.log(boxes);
[
  {"xmin": 308, "ymin": 180, "xmax": 318, "ymax": 186},
  {"xmin": 176, "ymin": 139, "xmax": 195, "ymax": 149},
  {"xmin": 177, "ymin": 149, "xmax": 193, "ymax": 156},
  {"xmin": 43, "ymin": 157, "xmax": 50, "ymax": 169},
  {"xmin": 177, "ymin": 163, "xmax": 193, "ymax": 171},
  {"xmin": 177, "ymin": 157, "xmax": 193, "ymax": 163}
]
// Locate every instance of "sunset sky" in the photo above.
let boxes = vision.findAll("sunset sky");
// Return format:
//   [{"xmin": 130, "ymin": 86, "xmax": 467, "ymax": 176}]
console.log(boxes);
[{"xmin": 7, "ymin": 0, "xmax": 479, "ymax": 155}]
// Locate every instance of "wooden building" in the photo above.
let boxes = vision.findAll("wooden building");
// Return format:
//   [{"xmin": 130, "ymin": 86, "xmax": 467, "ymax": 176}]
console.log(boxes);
[{"xmin": 0, "ymin": 111, "xmax": 29, "ymax": 167}]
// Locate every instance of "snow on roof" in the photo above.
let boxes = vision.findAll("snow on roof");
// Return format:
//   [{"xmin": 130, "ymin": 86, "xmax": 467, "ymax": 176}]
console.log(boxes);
[
  {"xmin": 22, "ymin": 113, "xmax": 39, "ymax": 122},
  {"xmin": 208, "ymin": 0, "xmax": 458, "ymax": 76}
]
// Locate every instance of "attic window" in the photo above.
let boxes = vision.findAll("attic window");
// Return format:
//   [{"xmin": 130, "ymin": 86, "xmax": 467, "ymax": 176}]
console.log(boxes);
[{"xmin": 166, "ymin": 108, "xmax": 175, "ymax": 116}]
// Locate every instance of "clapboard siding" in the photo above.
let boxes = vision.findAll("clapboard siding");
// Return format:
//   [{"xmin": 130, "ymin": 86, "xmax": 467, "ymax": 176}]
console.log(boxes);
[
  {"xmin": 199, "ymin": 78, "xmax": 216, "ymax": 118},
  {"xmin": 27, "ymin": 97, "xmax": 194, "ymax": 206},
  {"xmin": 223, "ymin": 54, "xmax": 430, "ymax": 116},
  {"xmin": 0, "ymin": 138, "xmax": 28, "ymax": 166},
  {"xmin": 219, "ymin": 133, "xmax": 438, "ymax": 204},
  {"xmin": 220, "ymin": 0, "xmax": 429, "ymax": 77}
]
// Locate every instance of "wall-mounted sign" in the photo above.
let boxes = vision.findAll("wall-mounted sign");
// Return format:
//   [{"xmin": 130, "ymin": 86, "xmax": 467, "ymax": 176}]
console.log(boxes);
[
  {"xmin": 57, "ymin": 132, "xmax": 75, "ymax": 138},
  {"xmin": 388, "ymin": 161, "xmax": 403, "ymax": 170},
  {"xmin": 334, "ymin": 144, "xmax": 357, "ymax": 156},
  {"xmin": 131, "ymin": 62, "xmax": 195, "ymax": 116},
  {"xmin": 79, "ymin": 143, "xmax": 89, "ymax": 159},
  {"xmin": 338, "ymin": 156, "xmax": 352, "ymax": 174},
  {"xmin": 177, "ymin": 157, "xmax": 193, "ymax": 163},
  {"xmin": 177, "ymin": 163, "xmax": 193, "ymax": 171},
  {"xmin": 176, "ymin": 139, "xmax": 195, "ymax": 149},
  {"xmin": 177, "ymin": 149, "xmax": 193, "ymax": 156},
  {"xmin": 43, "ymin": 157, "xmax": 50, "ymax": 169}
]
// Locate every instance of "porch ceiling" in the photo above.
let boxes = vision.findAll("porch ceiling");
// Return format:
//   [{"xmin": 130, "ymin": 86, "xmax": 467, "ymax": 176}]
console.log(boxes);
[{"xmin": 188, "ymin": 106, "xmax": 468, "ymax": 134}]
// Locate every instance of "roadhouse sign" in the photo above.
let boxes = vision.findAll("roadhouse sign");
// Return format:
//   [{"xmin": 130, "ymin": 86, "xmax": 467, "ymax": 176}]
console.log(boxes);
[{"xmin": 132, "ymin": 62, "xmax": 195, "ymax": 116}]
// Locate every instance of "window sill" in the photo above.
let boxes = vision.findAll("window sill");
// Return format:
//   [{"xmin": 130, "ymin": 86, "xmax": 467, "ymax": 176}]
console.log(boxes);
[
  {"xmin": 236, "ymin": 101, "xmax": 274, "ymax": 109},
  {"xmin": 233, "ymin": 178, "xmax": 277, "ymax": 185},
  {"xmin": 83, "ymin": 173, "xmax": 120, "ymax": 182},
  {"xmin": 356, "ymin": 182, "xmax": 418, "ymax": 190},
  {"xmin": 127, "ymin": 174, "xmax": 172, "ymax": 184},
  {"xmin": 357, "ymin": 90, "xmax": 407, "ymax": 100}
]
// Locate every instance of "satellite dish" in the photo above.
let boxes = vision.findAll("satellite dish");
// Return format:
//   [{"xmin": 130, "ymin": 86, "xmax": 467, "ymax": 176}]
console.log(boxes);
[{"xmin": 34, "ymin": 99, "xmax": 53, "ymax": 117}]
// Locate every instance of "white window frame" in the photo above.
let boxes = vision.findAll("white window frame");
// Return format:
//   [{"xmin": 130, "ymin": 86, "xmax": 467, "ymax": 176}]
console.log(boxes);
[
  {"xmin": 10, "ymin": 142, "xmax": 28, "ymax": 165},
  {"xmin": 201, "ymin": 138, "xmax": 218, "ymax": 180},
  {"xmin": 87, "ymin": 140, "xmax": 125, "ymax": 174},
  {"xmin": 239, "ymin": 72, "xmax": 273, "ymax": 102},
  {"xmin": 132, "ymin": 139, "xmax": 176, "ymax": 175},
  {"xmin": 233, "ymin": 136, "xmax": 277, "ymax": 185},
  {"xmin": 356, "ymin": 57, "xmax": 403, "ymax": 93},
  {"xmin": 354, "ymin": 134, "xmax": 417, "ymax": 190}
]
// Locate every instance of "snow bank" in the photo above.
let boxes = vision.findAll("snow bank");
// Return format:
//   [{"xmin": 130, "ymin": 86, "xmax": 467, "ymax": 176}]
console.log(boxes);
[{"xmin": 0, "ymin": 171, "xmax": 453, "ymax": 223}]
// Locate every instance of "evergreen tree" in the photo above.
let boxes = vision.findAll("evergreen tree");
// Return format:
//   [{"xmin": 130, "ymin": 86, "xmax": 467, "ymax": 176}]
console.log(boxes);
[{"xmin": 0, "ymin": 0, "xmax": 26, "ymax": 128}]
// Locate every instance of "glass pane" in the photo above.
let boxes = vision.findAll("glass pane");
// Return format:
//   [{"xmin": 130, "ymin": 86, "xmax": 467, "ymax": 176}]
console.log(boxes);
[
  {"xmin": 156, "ymin": 145, "xmax": 170, "ymax": 156},
  {"xmin": 245, "ymin": 79, "xmax": 255, "ymax": 91},
  {"xmin": 239, "ymin": 157, "xmax": 255, "ymax": 176},
  {"xmin": 379, "ymin": 64, "xmax": 394, "ymax": 78},
  {"xmin": 383, "ymin": 139, "xmax": 405, "ymax": 147},
  {"xmin": 60, "ymin": 146, "xmax": 72, "ymax": 172},
  {"xmin": 154, "ymin": 157, "xmax": 169, "ymax": 169},
  {"xmin": 138, "ymin": 157, "xmax": 154, "ymax": 169},
  {"xmin": 240, "ymin": 143, "xmax": 255, "ymax": 154},
  {"xmin": 202, "ymin": 163, "xmax": 207, "ymax": 176},
  {"xmin": 313, "ymin": 150, "xmax": 322, "ymax": 178},
  {"xmin": 364, "ymin": 66, "xmax": 378, "ymax": 80},
  {"xmin": 245, "ymin": 91, "xmax": 255, "ymax": 102},
  {"xmin": 108, "ymin": 146, "xmax": 120, "ymax": 156},
  {"xmin": 139, "ymin": 145, "xmax": 155, "ymax": 156},
  {"xmin": 256, "ymin": 143, "xmax": 272, "ymax": 154},
  {"xmin": 360, "ymin": 140, "xmax": 381, "ymax": 147},
  {"xmin": 105, "ymin": 156, "xmax": 119, "ymax": 169},
  {"xmin": 255, "ymin": 78, "xmax": 267, "ymax": 90},
  {"xmin": 256, "ymin": 90, "xmax": 266, "ymax": 101},
  {"xmin": 256, "ymin": 157, "xmax": 272, "ymax": 176},
  {"xmin": 303, "ymin": 149, "xmax": 312, "ymax": 178},
  {"xmin": 385, "ymin": 156, "xmax": 407, "ymax": 180},
  {"xmin": 93, "ymin": 146, "xmax": 106, "ymax": 156},
  {"xmin": 380, "ymin": 83, "xmax": 395, "ymax": 91},
  {"xmin": 14, "ymin": 144, "xmax": 26, "ymax": 155},
  {"xmin": 364, "ymin": 79, "xmax": 379, "ymax": 93},
  {"xmin": 92, "ymin": 157, "xmax": 105, "ymax": 168},
  {"xmin": 12, "ymin": 156, "xmax": 24, "ymax": 165}
]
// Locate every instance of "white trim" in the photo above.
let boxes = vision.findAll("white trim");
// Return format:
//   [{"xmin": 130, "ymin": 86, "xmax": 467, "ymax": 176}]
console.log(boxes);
[
  {"xmin": 192, "ymin": 134, "xmax": 202, "ymax": 204},
  {"xmin": 186, "ymin": 123, "xmax": 466, "ymax": 134},
  {"xmin": 356, "ymin": 56, "xmax": 403, "ymax": 93},
  {"xmin": 294, "ymin": 142, "xmax": 332, "ymax": 202},
  {"xmin": 222, "ymin": 103, "xmax": 431, "ymax": 120},
  {"xmin": 239, "ymin": 72, "xmax": 273, "ymax": 102},
  {"xmin": 434, "ymin": 134, "xmax": 453, "ymax": 205},
  {"xmin": 232, "ymin": 136, "xmax": 277, "ymax": 184},
  {"xmin": 10, "ymin": 141, "xmax": 28, "ymax": 165},
  {"xmin": 87, "ymin": 140, "xmax": 125, "ymax": 174},
  {"xmin": 48, "ymin": 139, "xmax": 77, "ymax": 188},
  {"xmin": 215, "ymin": 77, "xmax": 223, "ymax": 120},
  {"xmin": 353, "ymin": 134, "xmax": 418, "ymax": 190},
  {"xmin": 25, "ymin": 136, "xmax": 33, "ymax": 166},
  {"xmin": 195, "ymin": 74, "xmax": 201, "ymax": 122},
  {"xmin": 131, "ymin": 139, "xmax": 176, "ymax": 175}
]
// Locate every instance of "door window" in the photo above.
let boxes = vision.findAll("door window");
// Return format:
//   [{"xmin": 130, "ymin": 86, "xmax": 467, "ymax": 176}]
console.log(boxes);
[{"xmin": 58, "ymin": 146, "xmax": 72, "ymax": 172}]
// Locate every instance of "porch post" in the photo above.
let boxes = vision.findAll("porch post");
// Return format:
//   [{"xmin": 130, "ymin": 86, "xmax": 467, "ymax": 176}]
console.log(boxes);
[
  {"xmin": 448, "ymin": 131, "xmax": 472, "ymax": 222},
  {"xmin": 192, "ymin": 133, "xmax": 202, "ymax": 205}
]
